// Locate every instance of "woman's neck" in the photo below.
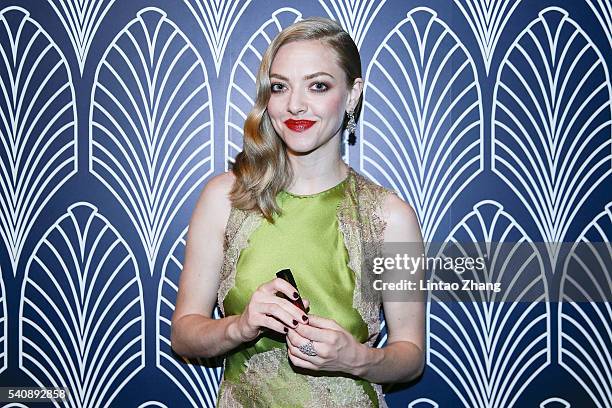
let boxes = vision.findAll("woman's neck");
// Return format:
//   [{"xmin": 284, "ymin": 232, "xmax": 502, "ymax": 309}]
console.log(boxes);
[{"xmin": 286, "ymin": 157, "xmax": 349, "ymax": 195}]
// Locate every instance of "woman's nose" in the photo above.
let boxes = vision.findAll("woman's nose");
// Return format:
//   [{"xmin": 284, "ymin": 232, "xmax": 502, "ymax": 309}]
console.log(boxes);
[{"xmin": 287, "ymin": 90, "xmax": 306, "ymax": 115}]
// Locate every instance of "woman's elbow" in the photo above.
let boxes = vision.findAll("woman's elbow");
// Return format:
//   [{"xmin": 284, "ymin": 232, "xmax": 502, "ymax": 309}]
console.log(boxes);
[
  {"xmin": 408, "ymin": 346, "xmax": 425, "ymax": 381},
  {"xmin": 400, "ymin": 343, "xmax": 425, "ymax": 383},
  {"xmin": 170, "ymin": 316, "xmax": 190, "ymax": 357}
]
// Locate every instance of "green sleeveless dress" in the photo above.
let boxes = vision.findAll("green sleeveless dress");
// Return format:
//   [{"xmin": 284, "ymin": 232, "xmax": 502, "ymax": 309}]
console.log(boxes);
[{"xmin": 216, "ymin": 168, "xmax": 392, "ymax": 408}]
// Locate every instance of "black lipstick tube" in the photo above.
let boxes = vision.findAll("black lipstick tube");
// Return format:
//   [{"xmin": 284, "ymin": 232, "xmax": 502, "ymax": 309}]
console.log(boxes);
[{"xmin": 276, "ymin": 269, "xmax": 306, "ymax": 312}]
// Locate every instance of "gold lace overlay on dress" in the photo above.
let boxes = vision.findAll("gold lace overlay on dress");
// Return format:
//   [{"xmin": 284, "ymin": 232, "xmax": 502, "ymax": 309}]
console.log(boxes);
[
  {"xmin": 217, "ymin": 207, "xmax": 262, "ymax": 316},
  {"xmin": 217, "ymin": 168, "xmax": 394, "ymax": 408},
  {"xmin": 337, "ymin": 168, "xmax": 394, "ymax": 347},
  {"xmin": 218, "ymin": 348, "xmax": 374, "ymax": 407}
]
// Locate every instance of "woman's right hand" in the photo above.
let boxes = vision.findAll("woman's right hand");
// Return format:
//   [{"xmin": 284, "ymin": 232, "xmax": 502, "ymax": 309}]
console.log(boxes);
[{"xmin": 235, "ymin": 278, "xmax": 310, "ymax": 343}]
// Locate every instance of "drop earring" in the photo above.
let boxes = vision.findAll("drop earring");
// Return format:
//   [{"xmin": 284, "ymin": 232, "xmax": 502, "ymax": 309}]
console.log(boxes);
[{"xmin": 346, "ymin": 111, "xmax": 356, "ymax": 145}]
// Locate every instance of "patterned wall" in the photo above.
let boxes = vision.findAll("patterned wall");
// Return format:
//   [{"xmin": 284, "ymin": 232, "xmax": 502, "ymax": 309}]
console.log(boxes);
[{"xmin": 0, "ymin": 0, "xmax": 610, "ymax": 407}]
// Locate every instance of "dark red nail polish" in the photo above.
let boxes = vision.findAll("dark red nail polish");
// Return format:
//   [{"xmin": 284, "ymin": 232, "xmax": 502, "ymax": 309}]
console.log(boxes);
[
  {"xmin": 292, "ymin": 319, "xmax": 298, "ymax": 326},
  {"xmin": 293, "ymin": 292, "xmax": 299, "ymax": 299},
  {"xmin": 283, "ymin": 326, "xmax": 288, "ymax": 333},
  {"xmin": 302, "ymin": 315, "xmax": 308, "ymax": 321}
]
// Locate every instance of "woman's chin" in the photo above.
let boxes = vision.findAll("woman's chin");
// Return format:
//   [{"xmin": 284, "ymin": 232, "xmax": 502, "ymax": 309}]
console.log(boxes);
[
  {"xmin": 285, "ymin": 144, "xmax": 318, "ymax": 156},
  {"xmin": 281, "ymin": 133, "xmax": 339, "ymax": 157},
  {"xmin": 282, "ymin": 138, "xmax": 319, "ymax": 156}
]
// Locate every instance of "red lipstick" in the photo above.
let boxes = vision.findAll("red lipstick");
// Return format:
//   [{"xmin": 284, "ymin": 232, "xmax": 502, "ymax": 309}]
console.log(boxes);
[{"xmin": 284, "ymin": 119, "xmax": 316, "ymax": 132}]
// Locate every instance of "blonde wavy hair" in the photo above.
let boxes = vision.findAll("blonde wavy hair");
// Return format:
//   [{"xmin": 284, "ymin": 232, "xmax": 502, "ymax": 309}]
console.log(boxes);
[{"xmin": 229, "ymin": 17, "xmax": 363, "ymax": 221}]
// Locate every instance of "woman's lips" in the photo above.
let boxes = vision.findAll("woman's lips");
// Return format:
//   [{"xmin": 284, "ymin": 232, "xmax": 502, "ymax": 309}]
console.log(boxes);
[{"xmin": 284, "ymin": 119, "xmax": 316, "ymax": 132}]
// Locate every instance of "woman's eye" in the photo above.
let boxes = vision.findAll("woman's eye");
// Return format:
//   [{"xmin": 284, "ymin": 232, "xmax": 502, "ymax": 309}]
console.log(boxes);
[
  {"xmin": 311, "ymin": 82, "xmax": 328, "ymax": 92},
  {"xmin": 271, "ymin": 83, "xmax": 285, "ymax": 93}
]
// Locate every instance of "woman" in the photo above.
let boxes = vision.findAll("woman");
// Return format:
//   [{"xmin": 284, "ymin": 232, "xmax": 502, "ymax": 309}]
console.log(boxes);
[{"xmin": 171, "ymin": 17, "xmax": 425, "ymax": 407}]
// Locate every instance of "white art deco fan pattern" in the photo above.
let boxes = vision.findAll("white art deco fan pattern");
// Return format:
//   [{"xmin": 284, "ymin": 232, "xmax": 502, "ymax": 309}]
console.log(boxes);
[{"xmin": 0, "ymin": 1, "xmax": 609, "ymax": 407}]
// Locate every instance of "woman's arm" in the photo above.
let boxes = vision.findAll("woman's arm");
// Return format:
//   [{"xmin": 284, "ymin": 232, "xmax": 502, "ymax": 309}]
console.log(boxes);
[
  {"xmin": 171, "ymin": 172, "xmax": 307, "ymax": 358},
  {"xmin": 170, "ymin": 171, "xmax": 240, "ymax": 358},
  {"xmin": 355, "ymin": 193, "xmax": 425, "ymax": 383}
]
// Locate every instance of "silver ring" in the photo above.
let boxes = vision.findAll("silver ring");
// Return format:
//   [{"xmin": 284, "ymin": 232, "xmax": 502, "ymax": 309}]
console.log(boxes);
[{"xmin": 297, "ymin": 340, "xmax": 317, "ymax": 357}]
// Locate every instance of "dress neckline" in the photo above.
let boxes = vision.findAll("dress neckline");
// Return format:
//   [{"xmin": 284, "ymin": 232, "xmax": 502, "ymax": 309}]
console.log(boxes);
[{"xmin": 281, "ymin": 167, "xmax": 353, "ymax": 198}]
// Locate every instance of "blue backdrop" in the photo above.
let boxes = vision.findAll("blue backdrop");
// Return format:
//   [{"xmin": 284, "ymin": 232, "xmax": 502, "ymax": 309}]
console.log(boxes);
[{"xmin": 0, "ymin": 0, "xmax": 610, "ymax": 407}]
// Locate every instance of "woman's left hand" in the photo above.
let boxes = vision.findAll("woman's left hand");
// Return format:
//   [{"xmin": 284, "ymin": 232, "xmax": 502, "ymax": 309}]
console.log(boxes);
[{"xmin": 286, "ymin": 314, "xmax": 367, "ymax": 375}]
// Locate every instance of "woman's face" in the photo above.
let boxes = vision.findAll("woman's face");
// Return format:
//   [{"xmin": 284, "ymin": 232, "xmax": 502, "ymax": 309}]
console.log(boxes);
[{"xmin": 266, "ymin": 39, "xmax": 361, "ymax": 156}]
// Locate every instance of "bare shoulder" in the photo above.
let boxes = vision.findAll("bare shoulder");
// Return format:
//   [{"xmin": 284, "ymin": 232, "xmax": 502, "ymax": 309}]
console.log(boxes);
[
  {"xmin": 202, "ymin": 170, "xmax": 235, "ymax": 199},
  {"xmin": 191, "ymin": 170, "xmax": 236, "ymax": 232},
  {"xmin": 381, "ymin": 192, "xmax": 421, "ymax": 242},
  {"xmin": 382, "ymin": 192, "xmax": 417, "ymax": 225}
]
